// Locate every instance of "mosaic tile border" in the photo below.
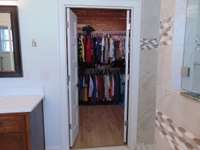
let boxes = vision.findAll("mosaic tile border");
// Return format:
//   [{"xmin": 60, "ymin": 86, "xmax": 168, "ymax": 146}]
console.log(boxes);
[
  {"xmin": 140, "ymin": 38, "xmax": 159, "ymax": 50},
  {"xmin": 140, "ymin": 17, "xmax": 174, "ymax": 51},
  {"xmin": 160, "ymin": 17, "xmax": 174, "ymax": 46},
  {"xmin": 156, "ymin": 111, "xmax": 200, "ymax": 150}
]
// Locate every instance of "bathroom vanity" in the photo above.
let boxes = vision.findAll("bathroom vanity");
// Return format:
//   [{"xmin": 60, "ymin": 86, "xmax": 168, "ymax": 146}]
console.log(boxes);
[{"xmin": 0, "ymin": 95, "xmax": 45, "ymax": 150}]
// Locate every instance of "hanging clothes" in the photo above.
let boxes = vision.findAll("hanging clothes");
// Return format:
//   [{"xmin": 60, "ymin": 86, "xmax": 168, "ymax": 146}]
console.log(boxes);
[
  {"xmin": 120, "ymin": 74, "xmax": 125, "ymax": 102},
  {"xmin": 108, "ymin": 75, "xmax": 115, "ymax": 100},
  {"xmin": 88, "ymin": 75, "xmax": 94, "ymax": 98},
  {"xmin": 78, "ymin": 33, "xmax": 126, "ymax": 65},
  {"xmin": 85, "ymin": 35, "xmax": 94, "ymax": 64},
  {"xmin": 119, "ymin": 38, "xmax": 126, "ymax": 59},
  {"xmin": 93, "ymin": 37, "xmax": 102, "ymax": 64},
  {"xmin": 78, "ymin": 31, "xmax": 126, "ymax": 105},
  {"xmin": 82, "ymin": 77, "xmax": 88, "ymax": 102},
  {"xmin": 104, "ymin": 36, "xmax": 109, "ymax": 64},
  {"xmin": 114, "ymin": 40, "xmax": 120, "ymax": 60},
  {"xmin": 104, "ymin": 75, "xmax": 110, "ymax": 101},
  {"xmin": 78, "ymin": 35, "xmax": 85, "ymax": 63},
  {"xmin": 92, "ymin": 75, "xmax": 97, "ymax": 101},
  {"xmin": 97, "ymin": 75, "xmax": 105, "ymax": 100},
  {"xmin": 79, "ymin": 76, "xmax": 88, "ymax": 102},
  {"xmin": 109, "ymin": 38, "xmax": 115, "ymax": 62},
  {"xmin": 101, "ymin": 37, "xmax": 105, "ymax": 63},
  {"xmin": 114, "ymin": 73, "xmax": 121, "ymax": 102},
  {"xmin": 111, "ymin": 75, "xmax": 115, "ymax": 97}
]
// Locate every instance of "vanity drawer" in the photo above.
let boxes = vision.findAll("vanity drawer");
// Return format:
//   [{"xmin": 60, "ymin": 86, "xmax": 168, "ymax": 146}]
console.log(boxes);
[{"xmin": 0, "ymin": 115, "xmax": 25, "ymax": 133}]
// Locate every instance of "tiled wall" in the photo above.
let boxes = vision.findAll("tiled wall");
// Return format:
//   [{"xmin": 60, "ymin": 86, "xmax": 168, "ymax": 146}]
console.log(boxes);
[
  {"xmin": 137, "ymin": 0, "xmax": 160, "ymax": 145},
  {"xmin": 156, "ymin": 111, "xmax": 200, "ymax": 150},
  {"xmin": 155, "ymin": 0, "xmax": 200, "ymax": 149}
]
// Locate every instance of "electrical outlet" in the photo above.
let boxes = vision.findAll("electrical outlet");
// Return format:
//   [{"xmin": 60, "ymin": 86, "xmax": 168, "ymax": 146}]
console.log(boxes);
[{"xmin": 181, "ymin": 66, "xmax": 190, "ymax": 77}]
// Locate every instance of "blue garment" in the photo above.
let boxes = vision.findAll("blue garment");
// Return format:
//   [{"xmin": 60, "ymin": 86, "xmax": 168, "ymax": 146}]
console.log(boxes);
[
  {"xmin": 92, "ymin": 75, "xmax": 97, "ymax": 102},
  {"xmin": 120, "ymin": 74, "xmax": 125, "ymax": 103},
  {"xmin": 78, "ymin": 76, "xmax": 84, "ymax": 102},
  {"xmin": 114, "ymin": 73, "xmax": 121, "ymax": 103},
  {"xmin": 93, "ymin": 37, "xmax": 102, "ymax": 64}
]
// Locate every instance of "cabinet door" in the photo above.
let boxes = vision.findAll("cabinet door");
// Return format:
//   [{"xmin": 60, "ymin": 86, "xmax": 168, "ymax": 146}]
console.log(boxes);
[
  {"xmin": 182, "ymin": 0, "xmax": 200, "ymax": 94},
  {"xmin": 0, "ymin": 133, "xmax": 26, "ymax": 150}
]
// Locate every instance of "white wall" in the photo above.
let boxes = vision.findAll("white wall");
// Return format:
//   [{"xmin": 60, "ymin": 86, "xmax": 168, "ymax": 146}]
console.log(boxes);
[
  {"xmin": 0, "ymin": 0, "xmax": 141, "ymax": 150},
  {"xmin": 137, "ymin": 0, "xmax": 160, "ymax": 145},
  {"xmin": 0, "ymin": 0, "xmax": 62, "ymax": 149}
]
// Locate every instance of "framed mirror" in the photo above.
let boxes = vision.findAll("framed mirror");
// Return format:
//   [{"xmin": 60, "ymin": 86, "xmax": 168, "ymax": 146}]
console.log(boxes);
[{"xmin": 0, "ymin": 6, "xmax": 23, "ymax": 77}]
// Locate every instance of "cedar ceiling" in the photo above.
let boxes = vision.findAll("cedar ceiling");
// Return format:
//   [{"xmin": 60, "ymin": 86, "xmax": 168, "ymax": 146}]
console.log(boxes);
[{"xmin": 72, "ymin": 9, "xmax": 126, "ymax": 31}]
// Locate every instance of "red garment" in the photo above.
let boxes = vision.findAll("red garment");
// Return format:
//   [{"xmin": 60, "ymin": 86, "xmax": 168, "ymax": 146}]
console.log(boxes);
[{"xmin": 84, "ymin": 36, "xmax": 93, "ymax": 64}]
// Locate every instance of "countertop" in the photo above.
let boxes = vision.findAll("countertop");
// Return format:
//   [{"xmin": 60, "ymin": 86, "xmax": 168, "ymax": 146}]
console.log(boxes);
[{"xmin": 0, "ymin": 95, "xmax": 44, "ymax": 114}]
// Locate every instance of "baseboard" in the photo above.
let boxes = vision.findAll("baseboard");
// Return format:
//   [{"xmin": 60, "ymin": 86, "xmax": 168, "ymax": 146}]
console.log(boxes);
[
  {"xmin": 46, "ymin": 146, "xmax": 61, "ymax": 150},
  {"xmin": 136, "ymin": 144, "xmax": 155, "ymax": 150}
]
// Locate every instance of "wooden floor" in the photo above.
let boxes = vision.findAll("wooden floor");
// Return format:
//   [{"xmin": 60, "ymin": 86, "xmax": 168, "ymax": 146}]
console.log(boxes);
[{"xmin": 73, "ymin": 105, "xmax": 124, "ymax": 149}]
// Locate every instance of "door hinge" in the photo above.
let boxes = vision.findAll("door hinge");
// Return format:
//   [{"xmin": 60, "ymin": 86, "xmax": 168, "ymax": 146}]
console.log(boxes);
[
  {"xmin": 126, "ymin": 74, "xmax": 130, "ymax": 81},
  {"xmin": 124, "ymin": 120, "xmax": 128, "ymax": 127},
  {"xmin": 66, "ymin": 21, "xmax": 69, "ymax": 29},
  {"xmin": 67, "ymin": 75, "xmax": 70, "ymax": 84},
  {"xmin": 69, "ymin": 124, "xmax": 72, "ymax": 129}
]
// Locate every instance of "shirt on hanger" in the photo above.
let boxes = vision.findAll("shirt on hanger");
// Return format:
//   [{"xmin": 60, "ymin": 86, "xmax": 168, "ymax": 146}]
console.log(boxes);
[
  {"xmin": 101, "ymin": 37, "xmax": 105, "ymax": 63},
  {"xmin": 109, "ymin": 38, "xmax": 115, "ymax": 62},
  {"xmin": 104, "ymin": 75, "xmax": 110, "ymax": 101},
  {"xmin": 88, "ymin": 75, "xmax": 94, "ymax": 98}
]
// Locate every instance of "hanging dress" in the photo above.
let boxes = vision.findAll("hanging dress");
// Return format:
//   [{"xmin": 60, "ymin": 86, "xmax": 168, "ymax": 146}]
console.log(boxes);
[{"xmin": 85, "ymin": 35, "xmax": 93, "ymax": 64}]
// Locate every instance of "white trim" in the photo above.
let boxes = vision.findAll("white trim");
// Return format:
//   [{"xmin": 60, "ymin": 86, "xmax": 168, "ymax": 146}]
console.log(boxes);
[
  {"xmin": 58, "ymin": 1, "xmax": 141, "ymax": 150},
  {"xmin": 46, "ymin": 146, "xmax": 61, "ymax": 150},
  {"xmin": 124, "ymin": 9, "xmax": 130, "ymax": 143},
  {"xmin": 127, "ymin": 4, "xmax": 141, "ymax": 149},
  {"xmin": 172, "ymin": 0, "xmax": 187, "ymax": 90},
  {"xmin": 58, "ymin": 0, "xmax": 70, "ymax": 149},
  {"xmin": 0, "ymin": 1, "xmax": 18, "ymax": 6},
  {"xmin": 64, "ymin": 0, "xmax": 137, "ymax": 9}
]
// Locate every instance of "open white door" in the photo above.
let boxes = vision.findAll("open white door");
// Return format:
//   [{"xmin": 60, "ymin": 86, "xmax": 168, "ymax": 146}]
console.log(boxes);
[
  {"xmin": 124, "ymin": 10, "xmax": 131, "ymax": 143},
  {"xmin": 66, "ymin": 8, "xmax": 79, "ymax": 147}
]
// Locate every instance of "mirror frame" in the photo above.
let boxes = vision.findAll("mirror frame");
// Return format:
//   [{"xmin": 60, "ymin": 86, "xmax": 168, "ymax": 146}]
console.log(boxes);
[{"xmin": 0, "ymin": 6, "xmax": 23, "ymax": 77}]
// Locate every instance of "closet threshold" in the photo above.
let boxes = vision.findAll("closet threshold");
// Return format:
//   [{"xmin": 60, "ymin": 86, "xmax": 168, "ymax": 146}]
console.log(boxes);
[{"xmin": 79, "ymin": 100, "xmax": 122, "ymax": 105}]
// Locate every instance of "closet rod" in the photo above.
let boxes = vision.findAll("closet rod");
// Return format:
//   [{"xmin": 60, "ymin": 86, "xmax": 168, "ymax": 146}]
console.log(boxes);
[
  {"xmin": 80, "ymin": 68, "xmax": 122, "ymax": 75},
  {"xmin": 78, "ymin": 31, "xmax": 126, "ymax": 35}
]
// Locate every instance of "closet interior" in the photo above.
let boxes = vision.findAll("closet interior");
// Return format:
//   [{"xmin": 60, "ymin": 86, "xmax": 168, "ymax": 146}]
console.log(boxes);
[{"xmin": 70, "ymin": 8, "xmax": 129, "ymax": 149}]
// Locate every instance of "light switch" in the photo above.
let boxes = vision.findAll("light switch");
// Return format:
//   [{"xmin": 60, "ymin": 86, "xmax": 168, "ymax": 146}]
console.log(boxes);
[{"xmin": 32, "ymin": 39, "xmax": 37, "ymax": 47}]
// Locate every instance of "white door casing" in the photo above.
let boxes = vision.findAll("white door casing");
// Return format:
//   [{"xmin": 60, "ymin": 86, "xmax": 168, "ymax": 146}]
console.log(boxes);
[
  {"xmin": 124, "ymin": 9, "xmax": 131, "ymax": 143},
  {"xmin": 67, "ymin": 8, "xmax": 79, "ymax": 147},
  {"xmin": 59, "ymin": 1, "xmax": 141, "ymax": 149}
]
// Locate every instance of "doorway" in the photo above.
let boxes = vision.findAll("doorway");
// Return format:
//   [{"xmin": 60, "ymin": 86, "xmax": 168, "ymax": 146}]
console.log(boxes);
[{"xmin": 66, "ymin": 7, "xmax": 131, "ymax": 149}]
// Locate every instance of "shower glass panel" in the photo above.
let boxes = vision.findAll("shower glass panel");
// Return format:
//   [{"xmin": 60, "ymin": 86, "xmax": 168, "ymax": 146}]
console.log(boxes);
[{"xmin": 182, "ymin": 0, "xmax": 200, "ymax": 95}]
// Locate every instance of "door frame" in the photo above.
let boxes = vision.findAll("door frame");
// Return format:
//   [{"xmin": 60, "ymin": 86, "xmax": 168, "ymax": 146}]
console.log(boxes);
[{"xmin": 58, "ymin": 1, "xmax": 141, "ymax": 150}]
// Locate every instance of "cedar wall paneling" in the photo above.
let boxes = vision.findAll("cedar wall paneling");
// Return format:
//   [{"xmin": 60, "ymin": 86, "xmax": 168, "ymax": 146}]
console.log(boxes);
[{"xmin": 72, "ymin": 9, "xmax": 126, "ymax": 31}]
